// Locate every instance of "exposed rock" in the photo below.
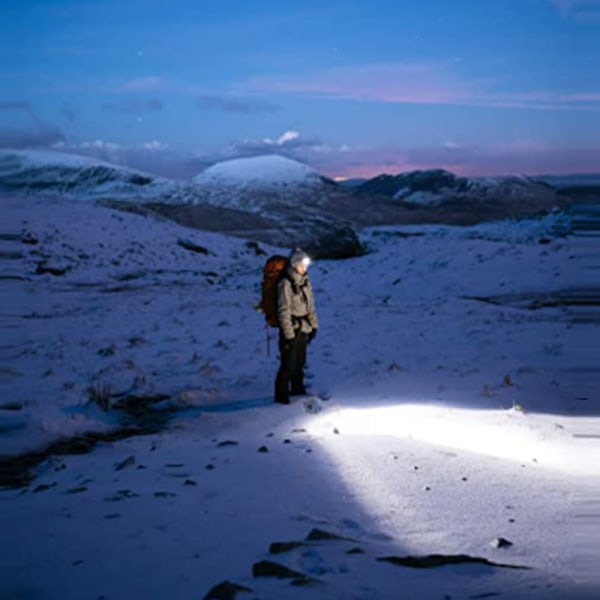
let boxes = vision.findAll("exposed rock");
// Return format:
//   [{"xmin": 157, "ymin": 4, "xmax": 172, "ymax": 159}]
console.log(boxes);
[
  {"xmin": 305, "ymin": 528, "xmax": 353, "ymax": 542},
  {"xmin": 491, "ymin": 537, "xmax": 513, "ymax": 549},
  {"xmin": 154, "ymin": 491, "xmax": 176, "ymax": 498},
  {"xmin": 65, "ymin": 486, "xmax": 87, "ymax": 494},
  {"xmin": 245, "ymin": 241, "xmax": 267, "ymax": 256},
  {"xmin": 36, "ymin": 262, "xmax": 68, "ymax": 276},
  {"xmin": 252, "ymin": 560, "xmax": 314, "ymax": 585},
  {"xmin": 303, "ymin": 224, "xmax": 365, "ymax": 260},
  {"xmin": 269, "ymin": 541, "xmax": 307, "ymax": 554},
  {"xmin": 177, "ymin": 238, "xmax": 211, "ymax": 255},
  {"xmin": 377, "ymin": 554, "xmax": 530, "ymax": 570},
  {"xmin": 114, "ymin": 455, "xmax": 136, "ymax": 471},
  {"xmin": 33, "ymin": 483, "xmax": 56, "ymax": 493},
  {"xmin": 21, "ymin": 232, "xmax": 39, "ymax": 245},
  {"xmin": 104, "ymin": 490, "xmax": 139, "ymax": 501},
  {"xmin": 202, "ymin": 580, "xmax": 253, "ymax": 600}
]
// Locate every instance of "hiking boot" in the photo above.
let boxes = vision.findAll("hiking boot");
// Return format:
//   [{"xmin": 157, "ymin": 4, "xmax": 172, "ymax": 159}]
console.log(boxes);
[{"xmin": 275, "ymin": 396, "xmax": 290, "ymax": 405}]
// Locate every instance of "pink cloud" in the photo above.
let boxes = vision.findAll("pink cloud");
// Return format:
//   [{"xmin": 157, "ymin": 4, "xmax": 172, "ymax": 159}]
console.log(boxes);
[
  {"xmin": 241, "ymin": 61, "xmax": 600, "ymax": 111},
  {"xmin": 301, "ymin": 138, "xmax": 600, "ymax": 178},
  {"xmin": 243, "ymin": 62, "xmax": 478, "ymax": 106}
]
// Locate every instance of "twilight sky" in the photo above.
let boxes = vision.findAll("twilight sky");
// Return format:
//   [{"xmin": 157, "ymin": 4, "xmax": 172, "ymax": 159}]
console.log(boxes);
[{"xmin": 1, "ymin": 0, "xmax": 599, "ymax": 179}]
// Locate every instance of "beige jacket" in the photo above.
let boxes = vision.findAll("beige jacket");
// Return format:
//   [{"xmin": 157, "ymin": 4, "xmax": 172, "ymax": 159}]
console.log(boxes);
[{"xmin": 277, "ymin": 265, "xmax": 319, "ymax": 340}]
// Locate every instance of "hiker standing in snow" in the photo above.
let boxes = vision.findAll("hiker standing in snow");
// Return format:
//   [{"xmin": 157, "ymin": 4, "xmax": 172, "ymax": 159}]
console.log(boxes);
[{"xmin": 274, "ymin": 248, "xmax": 318, "ymax": 404}]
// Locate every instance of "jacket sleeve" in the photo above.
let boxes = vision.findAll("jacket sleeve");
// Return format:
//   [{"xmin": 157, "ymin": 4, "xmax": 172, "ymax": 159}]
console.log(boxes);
[
  {"xmin": 277, "ymin": 278, "xmax": 295, "ymax": 340},
  {"xmin": 306, "ymin": 278, "xmax": 319, "ymax": 330}
]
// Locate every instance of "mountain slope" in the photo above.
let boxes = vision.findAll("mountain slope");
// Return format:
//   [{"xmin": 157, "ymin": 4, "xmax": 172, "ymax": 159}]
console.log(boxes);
[
  {"xmin": 358, "ymin": 168, "xmax": 561, "ymax": 208},
  {"xmin": 192, "ymin": 154, "xmax": 335, "ymax": 215},
  {"xmin": 189, "ymin": 154, "xmax": 366, "ymax": 257},
  {"xmin": 0, "ymin": 149, "xmax": 199, "ymax": 203}
]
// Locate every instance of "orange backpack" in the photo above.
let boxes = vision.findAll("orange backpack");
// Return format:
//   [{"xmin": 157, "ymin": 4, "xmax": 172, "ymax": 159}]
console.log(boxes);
[{"xmin": 260, "ymin": 255, "xmax": 288, "ymax": 327}]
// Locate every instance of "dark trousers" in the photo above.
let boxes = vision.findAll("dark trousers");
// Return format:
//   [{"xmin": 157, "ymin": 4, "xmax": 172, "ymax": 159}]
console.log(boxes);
[{"xmin": 275, "ymin": 331, "xmax": 307, "ymax": 403}]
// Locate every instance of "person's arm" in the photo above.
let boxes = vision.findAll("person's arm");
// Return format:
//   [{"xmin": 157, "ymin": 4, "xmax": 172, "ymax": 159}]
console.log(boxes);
[
  {"xmin": 306, "ymin": 279, "xmax": 319, "ymax": 330},
  {"xmin": 277, "ymin": 279, "xmax": 295, "ymax": 340}
]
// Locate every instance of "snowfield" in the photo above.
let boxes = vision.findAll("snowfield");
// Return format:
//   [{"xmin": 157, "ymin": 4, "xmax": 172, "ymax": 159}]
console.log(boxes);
[
  {"xmin": 191, "ymin": 154, "xmax": 334, "ymax": 216},
  {"xmin": 1, "ymin": 192, "xmax": 598, "ymax": 599},
  {"xmin": 194, "ymin": 154, "xmax": 325, "ymax": 187}
]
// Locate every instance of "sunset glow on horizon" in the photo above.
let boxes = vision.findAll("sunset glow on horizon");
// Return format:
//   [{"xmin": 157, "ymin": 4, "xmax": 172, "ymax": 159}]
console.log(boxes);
[{"xmin": 1, "ymin": 0, "xmax": 599, "ymax": 179}]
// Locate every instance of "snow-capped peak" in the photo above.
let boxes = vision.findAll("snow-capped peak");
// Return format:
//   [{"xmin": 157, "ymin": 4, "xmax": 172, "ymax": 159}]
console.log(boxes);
[{"xmin": 193, "ymin": 154, "xmax": 323, "ymax": 187}]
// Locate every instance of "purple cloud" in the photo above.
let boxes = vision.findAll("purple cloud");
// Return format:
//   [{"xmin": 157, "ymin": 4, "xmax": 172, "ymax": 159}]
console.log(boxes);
[
  {"xmin": 227, "ymin": 135, "xmax": 600, "ymax": 179},
  {"xmin": 101, "ymin": 98, "xmax": 163, "ymax": 114},
  {"xmin": 196, "ymin": 94, "xmax": 280, "ymax": 114},
  {"xmin": 230, "ymin": 130, "xmax": 322, "ymax": 155},
  {"xmin": 241, "ymin": 61, "xmax": 600, "ymax": 111}
]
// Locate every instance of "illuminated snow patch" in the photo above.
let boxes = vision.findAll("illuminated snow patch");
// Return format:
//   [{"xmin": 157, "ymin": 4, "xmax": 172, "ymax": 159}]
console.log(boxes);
[{"xmin": 307, "ymin": 404, "xmax": 600, "ymax": 477}]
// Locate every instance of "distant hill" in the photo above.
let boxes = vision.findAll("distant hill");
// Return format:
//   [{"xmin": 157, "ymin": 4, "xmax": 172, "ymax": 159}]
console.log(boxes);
[
  {"xmin": 191, "ymin": 154, "xmax": 335, "ymax": 217},
  {"xmin": 0, "ymin": 149, "xmax": 200, "ymax": 204},
  {"xmin": 357, "ymin": 168, "xmax": 558, "ymax": 206},
  {"xmin": 0, "ymin": 150, "xmax": 364, "ymax": 258},
  {"xmin": 534, "ymin": 174, "xmax": 600, "ymax": 188},
  {"xmin": 532, "ymin": 174, "xmax": 600, "ymax": 206},
  {"xmin": 2, "ymin": 150, "xmax": 596, "ymax": 256},
  {"xmin": 353, "ymin": 168, "xmax": 581, "ymax": 223},
  {"xmin": 336, "ymin": 178, "xmax": 368, "ymax": 188}
]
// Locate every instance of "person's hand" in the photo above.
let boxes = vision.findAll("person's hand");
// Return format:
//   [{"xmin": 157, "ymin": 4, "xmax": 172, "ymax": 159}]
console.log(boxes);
[{"xmin": 308, "ymin": 329, "xmax": 318, "ymax": 344}]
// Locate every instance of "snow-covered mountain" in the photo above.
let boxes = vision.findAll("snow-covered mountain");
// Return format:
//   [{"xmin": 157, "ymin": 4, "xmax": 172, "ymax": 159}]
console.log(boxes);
[
  {"xmin": 358, "ymin": 168, "xmax": 562, "ymax": 208},
  {"xmin": 192, "ymin": 154, "xmax": 336, "ymax": 215},
  {"xmin": 188, "ymin": 154, "xmax": 367, "ymax": 257},
  {"xmin": 0, "ymin": 149, "xmax": 201, "ymax": 204},
  {"xmin": 3, "ymin": 150, "xmax": 594, "ymax": 256},
  {"xmin": 194, "ymin": 154, "xmax": 326, "ymax": 189},
  {"xmin": 0, "ymin": 150, "xmax": 365, "ymax": 258}
]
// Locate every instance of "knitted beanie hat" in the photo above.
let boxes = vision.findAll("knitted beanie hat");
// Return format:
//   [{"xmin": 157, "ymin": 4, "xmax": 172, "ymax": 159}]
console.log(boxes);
[{"xmin": 289, "ymin": 248, "xmax": 311, "ymax": 268}]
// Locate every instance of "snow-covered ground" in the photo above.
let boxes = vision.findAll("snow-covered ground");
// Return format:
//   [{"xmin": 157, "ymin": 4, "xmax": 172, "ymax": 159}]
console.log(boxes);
[{"xmin": 1, "ymin": 193, "xmax": 599, "ymax": 599}]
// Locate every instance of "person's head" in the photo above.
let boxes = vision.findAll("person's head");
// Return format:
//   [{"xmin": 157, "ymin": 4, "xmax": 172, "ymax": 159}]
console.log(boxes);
[{"xmin": 289, "ymin": 248, "xmax": 311, "ymax": 275}]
